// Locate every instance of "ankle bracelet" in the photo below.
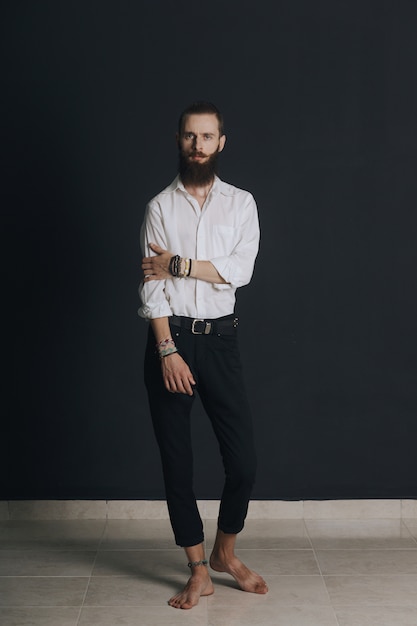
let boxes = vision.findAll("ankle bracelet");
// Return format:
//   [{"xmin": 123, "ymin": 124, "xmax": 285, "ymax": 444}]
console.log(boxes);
[{"xmin": 187, "ymin": 559, "xmax": 208, "ymax": 568}]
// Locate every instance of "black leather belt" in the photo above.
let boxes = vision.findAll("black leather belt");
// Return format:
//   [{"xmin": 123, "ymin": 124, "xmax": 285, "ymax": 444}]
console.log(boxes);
[{"xmin": 169, "ymin": 315, "xmax": 239, "ymax": 335}]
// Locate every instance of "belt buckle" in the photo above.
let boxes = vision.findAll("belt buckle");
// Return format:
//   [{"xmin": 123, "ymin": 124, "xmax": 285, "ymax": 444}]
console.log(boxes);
[{"xmin": 191, "ymin": 319, "xmax": 211, "ymax": 335}]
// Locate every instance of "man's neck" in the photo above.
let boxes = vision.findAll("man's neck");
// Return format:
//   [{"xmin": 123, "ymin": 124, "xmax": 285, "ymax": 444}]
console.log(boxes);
[{"xmin": 183, "ymin": 177, "xmax": 215, "ymax": 207}]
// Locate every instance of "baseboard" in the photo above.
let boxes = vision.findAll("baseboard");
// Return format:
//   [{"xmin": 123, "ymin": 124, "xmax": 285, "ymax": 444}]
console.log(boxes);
[{"xmin": 1, "ymin": 499, "xmax": 417, "ymax": 520}]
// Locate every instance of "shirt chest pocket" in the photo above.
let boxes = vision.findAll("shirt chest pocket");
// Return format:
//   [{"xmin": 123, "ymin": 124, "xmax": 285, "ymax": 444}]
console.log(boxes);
[{"xmin": 211, "ymin": 224, "xmax": 240, "ymax": 255}]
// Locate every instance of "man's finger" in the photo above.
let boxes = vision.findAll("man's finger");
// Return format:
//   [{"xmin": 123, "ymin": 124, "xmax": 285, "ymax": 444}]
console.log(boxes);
[{"xmin": 149, "ymin": 242, "xmax": 164, "ymax": 254}]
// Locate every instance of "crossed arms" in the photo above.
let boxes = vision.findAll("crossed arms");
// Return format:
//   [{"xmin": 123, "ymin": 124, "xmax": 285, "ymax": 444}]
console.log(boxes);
[
  {"xmin": 141, "ymin": 242, "xmax": 227, "ymax": 396},
  {"xmin": 142, "ymin": 243, "xmax": 227, "ymax": 285}
]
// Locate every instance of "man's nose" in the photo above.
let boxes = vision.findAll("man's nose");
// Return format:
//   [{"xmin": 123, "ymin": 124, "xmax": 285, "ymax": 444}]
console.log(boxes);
[{"xmin": 193, "ymin": 136, "xmax": 203, "ymax": 151}]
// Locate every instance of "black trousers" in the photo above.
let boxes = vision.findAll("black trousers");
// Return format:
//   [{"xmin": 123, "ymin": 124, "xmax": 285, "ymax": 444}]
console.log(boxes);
[{"xmin": 144, "ymin": 316, "xmax": 257, "ymax": 548}]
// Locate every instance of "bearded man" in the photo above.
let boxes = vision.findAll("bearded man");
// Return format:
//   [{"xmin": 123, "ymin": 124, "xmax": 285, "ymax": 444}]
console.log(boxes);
[{"xmin": 139, "ymin": 101, "xmax": 267, "ymax": 609}]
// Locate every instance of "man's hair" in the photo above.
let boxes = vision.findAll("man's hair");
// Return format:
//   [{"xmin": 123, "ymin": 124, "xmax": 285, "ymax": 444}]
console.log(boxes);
[{"xmin": 178, "ymin": 101, "xmax": 224, "ymax": 136}]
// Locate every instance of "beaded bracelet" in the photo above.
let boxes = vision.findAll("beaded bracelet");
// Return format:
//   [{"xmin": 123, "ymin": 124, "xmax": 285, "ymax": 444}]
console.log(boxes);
[
  {"xmin": 169, "ymin": 255, "xmax": 192, "ymax": 278},
  {"xmin": 187, "ymin": 559, "xmax": 208, "ymax": 568},
  {"xmin": 183, "ymin": 257, "xmax": 192, "ymax": 277},
  {"xmin": 169, "ymin": 255, "xmax": 181, "ymax": 277},
  {"xmin": 156, "ymin": 338, "xmax": 178, "ymax": 359},
  {"xmin": 159, "ymin": 346, "xmax": 178, "ymax": 358}
]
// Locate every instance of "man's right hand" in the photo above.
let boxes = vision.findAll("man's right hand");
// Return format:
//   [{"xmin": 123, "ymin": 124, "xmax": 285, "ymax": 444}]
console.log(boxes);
[{"xmin": 161, "ymin": 352, "xmax": 196, "ymax": 395}]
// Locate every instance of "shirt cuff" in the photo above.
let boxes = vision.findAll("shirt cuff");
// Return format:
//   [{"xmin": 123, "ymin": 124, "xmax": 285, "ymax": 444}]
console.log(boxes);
[
  {"xmin": 137, "ymin": 301, "xmax": 173, "ymax": 319},
  {"xmin": 211, "ymin": 257, "xmax": 248, "ymax": 289}
]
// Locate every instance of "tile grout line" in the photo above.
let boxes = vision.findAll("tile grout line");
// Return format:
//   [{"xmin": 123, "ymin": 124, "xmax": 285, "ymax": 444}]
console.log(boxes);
[
  {"xmin": 303, "ymin": 518, "xmax": 341, "ymax": 626},
  {"xmin": 75, "ymin": 516, "xmax": 108, "ymax": 625},
  {"xmin": 402, "ymin": 519, "xmax": 417, "ymax": 548}
]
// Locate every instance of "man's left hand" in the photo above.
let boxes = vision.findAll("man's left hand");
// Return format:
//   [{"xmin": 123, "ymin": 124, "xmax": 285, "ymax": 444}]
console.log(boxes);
[{"xmin": 142, "ymin": 242, "xmax": 173, "ymax": 281}]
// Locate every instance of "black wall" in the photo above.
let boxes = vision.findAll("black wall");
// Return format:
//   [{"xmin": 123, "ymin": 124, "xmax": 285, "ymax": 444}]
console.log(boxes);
[{"xmin": 2, "ymin": 0, "xmax": 417, "ymax": 500}]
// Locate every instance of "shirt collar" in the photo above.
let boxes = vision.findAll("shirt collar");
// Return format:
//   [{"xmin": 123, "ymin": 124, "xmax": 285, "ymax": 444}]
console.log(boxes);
[{"xmin": 169, "ymin": 175, "xmax": 233, "ymax": 197}]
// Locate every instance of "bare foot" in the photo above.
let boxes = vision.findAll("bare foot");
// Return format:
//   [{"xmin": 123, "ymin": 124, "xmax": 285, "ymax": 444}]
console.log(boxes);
[
  {"xmin": 210, "ymin": 553, "xmax": 268, "ymax": 594},
  {"xmin": 168, "ymin": 569, "xmax": 214, "ymax": 609}
]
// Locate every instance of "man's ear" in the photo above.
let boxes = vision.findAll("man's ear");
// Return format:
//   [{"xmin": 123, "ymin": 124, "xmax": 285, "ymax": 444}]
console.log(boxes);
[{"xmin": 219, "ymin": 134, "xmax": 226, "ymax": 152}]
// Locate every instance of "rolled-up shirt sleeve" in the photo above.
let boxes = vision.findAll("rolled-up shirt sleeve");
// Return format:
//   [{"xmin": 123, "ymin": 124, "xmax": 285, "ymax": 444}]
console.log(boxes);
[
  {"xmin": 210, "ymin": 193, "xmax": 260, "ymax": 289},
  {"xmin": 138, "ymin": 201, "xmax": 173, "ymax": 319}
]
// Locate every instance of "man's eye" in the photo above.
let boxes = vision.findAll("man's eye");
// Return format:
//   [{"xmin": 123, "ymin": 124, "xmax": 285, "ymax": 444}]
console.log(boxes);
[{"xmin": 184, "ymin": 133, "xmax": 194, "ymax": 139}]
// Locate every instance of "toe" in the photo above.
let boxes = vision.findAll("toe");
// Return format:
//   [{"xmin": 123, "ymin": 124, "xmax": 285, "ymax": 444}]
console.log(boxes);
[{"xmin": 256, "ymin": 580, "xmax": 268, "ymax": 594}]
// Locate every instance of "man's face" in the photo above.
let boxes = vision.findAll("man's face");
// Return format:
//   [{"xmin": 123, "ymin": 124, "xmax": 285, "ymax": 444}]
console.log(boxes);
[{"xmin": 177, "ymin": 113, "xmax": 226, "ymax": 163}]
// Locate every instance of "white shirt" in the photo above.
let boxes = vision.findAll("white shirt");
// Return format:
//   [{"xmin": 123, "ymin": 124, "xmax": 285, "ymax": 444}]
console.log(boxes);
[{"xmin": 138, "ymin": 175, "xmax": 260, "ymax": 320}]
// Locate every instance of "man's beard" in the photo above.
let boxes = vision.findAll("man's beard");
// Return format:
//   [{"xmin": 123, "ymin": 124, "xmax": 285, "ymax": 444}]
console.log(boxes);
[{"xmin": 178, "ymin": 149, "xmax": 220, "ymax": 186}]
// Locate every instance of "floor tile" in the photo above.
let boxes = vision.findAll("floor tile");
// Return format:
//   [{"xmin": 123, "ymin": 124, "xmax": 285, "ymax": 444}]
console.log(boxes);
[
  {"xmin": 84, "ymin": 575, "xmax": 205, "ymax": 607},
  {"xmin": 204, "ymin": 519, "xmax": 311, "ymax": 549},
  {"xmin": 305, "ymin": 519, "xmax": 416, "ymax": 549},
  {"xmin": 235, "ymin": 549, "xmax": 320, "ymax": 575},
  {"xmin": 403, "ymin": 519, "xmax": 417, "ymax": 541},
  {"xmin": 8, "ymin": 500, "xmax": 107, "ymax": 520},
  {"xmin": 78, "ymin": 605, "xmax": 207, "ymax": 625},
  {"xmin": 402, "ymin": 501, "xmax": 417, "ymax": 518},
  {"xmin": 0, "ymin": 520, "xmax": 105, "ymax": 550},
  {"xmin": 207, "ymin": 575, "xmax": 330, "ymax": 607},
  {"xmin": 2, "ymin": 516, "xmax": 417, "ymax": 624},
  {"xmin": 107, "ymin": 500, "xmax": 170, "ymax": 520},
  {"xmin": 324, "ymin": 574, "xmax": 417, "ymax": 606},
  {"xmin": 208, "ymin": 605, "xmax": 338, "ymax": 625},
  {"xmin": 0, "ymin": 577, "xmax": 88, "ymax": 606},
  {"xmin": 247, "ymin": 500, "xmax": 303, "ymax": 519},
  {"xmin": 100, "ymin": 519, "xmax": 175, "ymax": 550},
  {"xmin": 0, "ymin": 550, "xmax": 96, "ymax": 576},
  {"xmin": 92, "ymin": 549, "xmax": 185, "ymax": 577},
  {"xmin": 0, "ymin": 607, "xmax": 80, "ymax": 625},
  {"xmin": 335, "ymin": 605, "xmax": 417, "ymax": 626},
  {"xmin": 316, "ymin": 549, "xmax": 417, "ymax": 575},
  {"xmin": 304, "ymin": 499, "xmax": 401, "ymax": 519}
]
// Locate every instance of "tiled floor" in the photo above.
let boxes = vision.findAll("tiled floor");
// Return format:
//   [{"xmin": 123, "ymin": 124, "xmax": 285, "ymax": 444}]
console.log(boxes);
[{"xmin": 1, "ymin": 517, "xmax": 417, "ymax": 625}]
